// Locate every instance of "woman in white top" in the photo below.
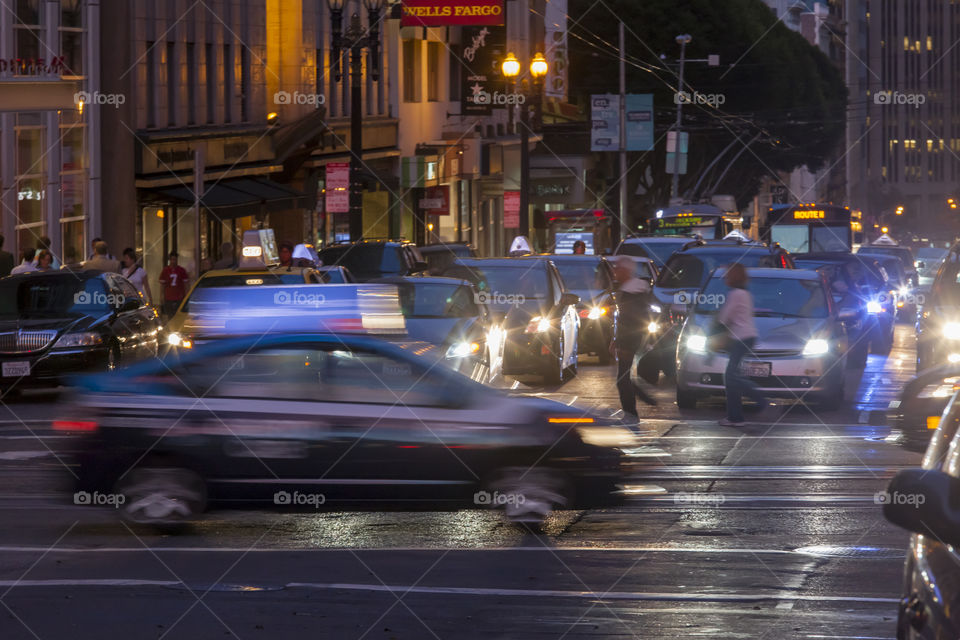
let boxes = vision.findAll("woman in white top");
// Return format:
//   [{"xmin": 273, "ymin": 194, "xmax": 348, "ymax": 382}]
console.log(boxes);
[
  {"xmin": 121, "ymin": 248, "xmax": 153, "ymax": 305},
  {"xmin": 716, "ymin": 263, "xmax": 766, "ymax": 426}
]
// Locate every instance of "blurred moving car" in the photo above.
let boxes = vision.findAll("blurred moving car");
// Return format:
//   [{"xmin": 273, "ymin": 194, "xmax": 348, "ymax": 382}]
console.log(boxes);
[
  {"xmin": 648, "ymin": 242, "xmax": 794, "ymax": 376},
  {"xmin": 317, "ymin": 240, "xmax": 427, "ymax": 281},
  {"xmin": 675, "ymin": 268, "xmax": 853, "ymax": 409},
  {"xmin": 793, "ymin": 252, "xmax": 896, "ymax": 357},
  {"xmin": 442, "ymin": 257, "xmax": 580, "ymax": 384},
  {"xmin": 418, "ymin": 242, "xmax": 477, "ymax": 275},
  {"xmin": 370, "ymin": 275, "xmax": 505, "ymax": 381},
  {"xmin": 857, "ymin": 243, "xmax": 917, "ymax": 287},
  {"xmin": 866, "ymin": 253, "xmax": 915, "ymax": 320},
  {"xmin": 882, "ymin": 386, "xmax": 960, "ymax": 638},
  {"xmin": 914, "ymin": 246, "xmax": 949, "ymax": 291},
  {"xmin": 887, "ymin": 365, "xmax": 960, "ymax": 452},
  {"xmin": 614, "ymin": 235, "xmax": 701, "ymax": 269},
  {"xmin": 548, "ymin": 254, "xmax": 620, "ymax": 364},
  {"xmin": 61, "ymin": 334, "xmax": 629, "ymax": 528},
  {"xmin": 0, "ymin": 271, "xmax": 160, "ymax": 391},
  {"xmin": 917, "ymin": 243, "xmax": 960, "ymax": 371}
]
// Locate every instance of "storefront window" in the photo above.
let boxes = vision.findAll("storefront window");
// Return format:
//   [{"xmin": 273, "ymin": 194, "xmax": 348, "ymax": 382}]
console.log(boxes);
[
  {"xmin": 14, "ymin": 0, "xmax": 42, "ymax": 68},
  {"xmin": 16, "ymin": 127, "xmax": 44, "ymax": 176},
  {"xmin": 60, "ymin": 219, "xmax": 84, "ymax": 265}
]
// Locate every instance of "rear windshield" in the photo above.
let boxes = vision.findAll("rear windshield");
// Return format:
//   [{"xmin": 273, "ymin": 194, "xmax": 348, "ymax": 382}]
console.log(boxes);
[
  {"xmin": 618, "ymin": 240, "xmax": 687, "ymax": 266},
  {"xmin": 318, "ymin": 245, "xmax": 405, "ymax": 280},
  {"xmin": 441, "ymin": 264, "xmax": 550, "ymax": 311},
  {"xmin": 553, "ymin": 260, "xmax": 613, "ymax": 295},
  {"xmin": 394, "ymin": 283, "xmax": 479, "ymax": 318},
  {"xmin": 657, "ymin": 251, "xmax": 782, "ymax": 289},
  {"xmin": 696, "ymin": 277, "xmax": 828, "ymax": 318}
]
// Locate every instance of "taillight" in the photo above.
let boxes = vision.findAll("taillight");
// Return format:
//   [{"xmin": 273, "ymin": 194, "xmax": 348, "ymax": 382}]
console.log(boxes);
[{"xmin": 53, "ymin": 420, "xmax": 98, "ymax": 433}]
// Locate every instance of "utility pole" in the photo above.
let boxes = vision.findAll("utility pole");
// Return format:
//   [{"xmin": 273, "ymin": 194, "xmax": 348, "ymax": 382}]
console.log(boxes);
[
  {"xmin": 617, "ymin": 21, "xmax": 626, "ymax": 245},
  {"xmin": 670, "ymin": 34, "xmax": 691, "ymax": 201}
]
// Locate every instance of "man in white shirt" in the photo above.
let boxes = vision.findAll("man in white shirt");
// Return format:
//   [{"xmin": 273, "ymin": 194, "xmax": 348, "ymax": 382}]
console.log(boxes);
[{"xmin": 10, "ymin": 249, "xmax": 38, "ymax": 275}]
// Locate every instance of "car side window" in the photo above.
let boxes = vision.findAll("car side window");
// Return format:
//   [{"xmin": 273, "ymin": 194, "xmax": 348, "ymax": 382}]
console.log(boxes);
[
  {"xmin": 549, "ymin": 267, "xmax": 563, "ymax": 305},
  {"xmin": 199, "ymin": 346, "xmax": 455, "ymax": 407}
]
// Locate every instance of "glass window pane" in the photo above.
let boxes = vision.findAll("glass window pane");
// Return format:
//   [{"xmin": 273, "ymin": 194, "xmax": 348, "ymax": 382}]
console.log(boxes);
[
  {"xmin": 61, "ymin": 0, "xmax": 82, "ymax": 27},
  {"xmin": 17, "ymin": 225, "xmax": 46, "ymax": 255},
  {"xmin": 61, "ymin": 173, "xmax": 84, "ymax": 218},
  {"xmin": 61, "ymin": 127, "xmax": 84, "ymax": 170},
  {"xmin": 61, "ymin": 219, "xmax": 84, "ymax": 266},
  {"xmin": 17, "ymin": 178, "xmax": 45, "ymax": 225},
  {"xmin": 16, "ymin": 128, "xmax": 44, "ymax": 176},
  {"xmin": 61, "ymin": 31, "xmax": 83, "ymax": 76},
  {"xmin": 16, "ymin": 0, "xmax": 40, "ymax": 24},
  {"xmin": 15, "ymin": 28, "xmax": 40, "ymax": 63}
]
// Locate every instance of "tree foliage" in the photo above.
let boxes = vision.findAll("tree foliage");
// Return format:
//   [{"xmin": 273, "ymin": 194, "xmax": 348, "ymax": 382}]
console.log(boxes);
[{"xmin": 566, "ymin": 0, "xmax": 847, "ymax": 220}]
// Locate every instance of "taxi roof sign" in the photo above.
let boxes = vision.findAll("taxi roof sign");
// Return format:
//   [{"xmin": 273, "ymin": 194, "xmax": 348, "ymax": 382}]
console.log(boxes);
[{"xmin": 872, "ymin": 233, "xmax": 897, "ymax": 245}]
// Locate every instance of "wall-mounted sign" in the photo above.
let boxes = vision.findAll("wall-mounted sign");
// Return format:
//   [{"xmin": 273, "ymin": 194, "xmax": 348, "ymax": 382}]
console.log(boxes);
[
  {"xmin": 544, "ymin": 0, "xmax": 567, "ymax": 100},
  {"xmin": 590, "ymin": 95, "xmax": 619, "ymax": 152},
  {"xmin": 402, "ymin": 0, "xmax": 504, "ymax": 27},
  {"xmin": 325, "ymin": 163, "xmax": 350, "ymax": 213},
  {"xmin": 625, "ymin": 94, "xmax": 654, "ymax": 151},
  {"xmin": 504, "ymin": 190, "xmax": 521, "ymax": 228},
  {"xmin": 0, "ymin": 56, "xmax": 66, "ymax": 75},
  {"xmin": 460, "ymin": 26, "xmax": 505, "ymax": 117},
  {"xmin": 419, "ymin": 186, "xmax": 450, "ymax": 215}
]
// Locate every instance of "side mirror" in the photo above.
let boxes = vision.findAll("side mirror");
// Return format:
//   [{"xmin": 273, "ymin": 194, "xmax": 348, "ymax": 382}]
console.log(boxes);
[
  {"xmin": 883, "ymin": 468, "xmax": 960, "ymax": 547},
  {"xmin": 559, "ymin": 292, "xmax": 580, "ymax": 307},
  {"xmin": 119, "ymin": 298, "xmax": 141, "ymax": 313},
  {"xmin": 838, "ymin": 307, "xmax": 857, "ymax": 321}
]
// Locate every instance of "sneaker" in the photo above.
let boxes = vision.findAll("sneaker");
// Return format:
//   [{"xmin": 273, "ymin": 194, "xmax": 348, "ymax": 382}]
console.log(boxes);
[{"xmin": 718, "ymin": 418, "xmax": 745, "ymax": 427}]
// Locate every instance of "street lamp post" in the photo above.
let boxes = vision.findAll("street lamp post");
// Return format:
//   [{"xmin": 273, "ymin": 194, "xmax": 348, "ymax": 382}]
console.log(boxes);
[
  {"xmin": 670, "ymin": 34, "xmax": 692, "ymax": 202},
  {"xmin": 501, "ymin": 52, "xmax": 548, "ymax": 240},
  {"xmin": 329, "ymin": 0, "xmax": 382, "ymax": 242}
]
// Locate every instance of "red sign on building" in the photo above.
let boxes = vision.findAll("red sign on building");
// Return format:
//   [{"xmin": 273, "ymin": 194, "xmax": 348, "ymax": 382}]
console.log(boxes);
[
  {"xmin": 401, "ymin": 0, "xmax": 504, "ymax": 27},
  {"xmin": 325, "ymin": 163, "xmax": 350, "ymax": 213},
  {"xmin": 503, "ymin": 191, "xmax": 521, "ymax": 229},
  {"xmin": 419, "ymin": 186, "xmax": 450, "ymax": 215}
]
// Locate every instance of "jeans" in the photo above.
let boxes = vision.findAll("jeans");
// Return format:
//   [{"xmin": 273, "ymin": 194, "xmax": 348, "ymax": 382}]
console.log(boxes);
[
  {"xmin": 616, "ymin": 348, "xmax": 655, "ymax": 416},
  {"xmin": 725, "ymin": 337, "xmax": 766, "ymax": 422}
]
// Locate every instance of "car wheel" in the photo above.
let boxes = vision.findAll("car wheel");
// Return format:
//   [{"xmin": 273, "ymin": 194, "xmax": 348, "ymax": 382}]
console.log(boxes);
[
  {"xmin": 484, "ymin": 467, "xmax": 570, "ymax": 528},
  {"xmin": 677, "ymin": 387, "xmax": 698, "ymax": 409},
  {"xmin": 115, "ymin": 467, "xmax": 206, "ymax": 528}
]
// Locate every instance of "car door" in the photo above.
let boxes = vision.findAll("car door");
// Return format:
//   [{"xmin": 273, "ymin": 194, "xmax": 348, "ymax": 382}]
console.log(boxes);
[
  {"xmin": 549, "ymin": 264, "xmax": 578, "ymax": 365},
  {"xmin": 102, "ymin": 275, "xmax": 143, "ymax": 361}
]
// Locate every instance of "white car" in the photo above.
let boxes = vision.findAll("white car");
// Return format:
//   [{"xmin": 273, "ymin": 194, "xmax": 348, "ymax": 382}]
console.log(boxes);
[{"xmin": 676, "ymin": 268, "xmax": 854, "ymax": 410}]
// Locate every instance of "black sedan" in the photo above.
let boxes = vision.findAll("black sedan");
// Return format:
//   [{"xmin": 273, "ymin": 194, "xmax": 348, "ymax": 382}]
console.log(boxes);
[
  {"xmin": 548, "ymin": 254, "xmax": 619, "ymax": 365},
  {"xmin": 0, "ymin": 270, "xmax": 160, "ymax": 393},
  {"xmin": 887, "ymin": 364, "xmax": 960, "ymax": 451},
  {"xmin": 60, "ymin": 333, "xmax": 629, "ymax": 528},
  {"xmin": 370, "ymin": 275, "xmax": 505, "ymax": 381},
  {"xmin": 442, "ymin": 257, "xmax": 580, "ymax": 384}
]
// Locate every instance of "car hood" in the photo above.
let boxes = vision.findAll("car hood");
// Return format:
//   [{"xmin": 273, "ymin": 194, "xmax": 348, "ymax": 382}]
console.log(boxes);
[
  {"xmin": 0, "ymin": 315, "xmax": 102, "ymax": 334},
  {"xmin": 689, "ymin": 314, "xmax": 832, "ymax": 349},
  {"xmin": 403, "ymin": 317, "xmax": 481, "ymax": 346}
]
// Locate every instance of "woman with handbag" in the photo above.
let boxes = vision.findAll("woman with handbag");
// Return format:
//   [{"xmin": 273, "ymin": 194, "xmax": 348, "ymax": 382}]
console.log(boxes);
[{"xmin": 716, "ymin": 263, "xmax": 767, "ymax": 426}]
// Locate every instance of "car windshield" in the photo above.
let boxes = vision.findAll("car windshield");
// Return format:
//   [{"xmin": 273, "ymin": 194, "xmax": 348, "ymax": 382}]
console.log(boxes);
[
  {"xmin": 619, "ymin": 240, "xmax": 687, "ymax": 266},
  {"xmin": 916, "ymin": 247, "xmax": 948, "ymax": 261},
  {"xmin": 0, "ymin": 276, "xmax": 113, "ymax": 318},
  {"xmin": 318, "ymin": 245, "xmax": 404, "ymax": 280},
  {"xmin": 931, "ymin": 259, "xmax": 960, "ymax": 306},
  {"xmin": 696, "ymin": 277, "xmax": 829, "ymax": 318},
  {"xmin": 794, "ymin": 259, "xmax": 886, "ymax": 291},
  {"xmin": 441, "ymin": 264, "xmax": 549, "ymax": 310},
  {"xmin": 553, "ymin": 260, "xmax": 612, "ymax": 295},
  {"xmin": 394, "ymin": 283, "xmax": 478, "ymax": 318},
  {"xmin": 860, "ymin": 246, "xmax": 913, "ymax": 263},
  {"xmin": 658, "ymin": 251, "xmax": 780, "ymax": 289}
]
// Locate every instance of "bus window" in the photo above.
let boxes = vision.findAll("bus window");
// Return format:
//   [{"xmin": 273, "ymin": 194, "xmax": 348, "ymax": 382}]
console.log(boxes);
[{"xmin": 770, "ymin": 226, "xmax": 808, "ymax": 254}]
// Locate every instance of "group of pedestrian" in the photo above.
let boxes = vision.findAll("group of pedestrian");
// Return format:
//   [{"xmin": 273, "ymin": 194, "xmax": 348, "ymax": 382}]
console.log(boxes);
[{"xmin": 611, "ymin": 256, "xmax": 766, "ymax": 428}]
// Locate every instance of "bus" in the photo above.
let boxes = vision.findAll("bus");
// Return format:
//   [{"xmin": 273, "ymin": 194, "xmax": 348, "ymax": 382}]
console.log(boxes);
[
  {"xmin": 548, "ymin": 209, "xmax": 614, "ymax": 255},
  {"xmin": 762, "ymin": 203, "xmax": 853, "ymax": 254},
  {"xmin": 650, "ymin": 204, "xmax": 740, "ymax": 239}
]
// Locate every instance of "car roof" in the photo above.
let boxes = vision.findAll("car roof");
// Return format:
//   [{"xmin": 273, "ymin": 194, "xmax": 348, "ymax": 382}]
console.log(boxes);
[
  {"xmin": 320, "ymin": 240, "xmax": 412, "ymax": 249},
  {"xmin": 198, "ymin": 266, "xmax": 315, "ymax": 277},
  {"xmin": 452, "ymin": 257, "xmax": 551, "ymax": 268},
  {"xmin": 621, "ymin": 236, "xmax": 696, "ymax": 244},
  {"xmin": 794, "ymin": 252, "xmax": 862, "ymax": 262},
  {"xmin": 711, "ymin": 267, "xmax": 821, "ymax": 280},
  {"xmin": 678, "ymin": 244, "xmax": 772, "ymax": 255},
  {"xmin": 372, "ymin": 275, "xmax": 472, "ymax": 287},
  {"xmin": 546, "ymin": 254, "xmax": 611, "ymax": 262}
]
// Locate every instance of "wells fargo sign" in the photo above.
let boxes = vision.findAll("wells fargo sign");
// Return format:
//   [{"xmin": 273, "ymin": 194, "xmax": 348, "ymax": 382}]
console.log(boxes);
[{"xmin": 401, "ymin": 0, "xmax": 504, "ymax": 27}]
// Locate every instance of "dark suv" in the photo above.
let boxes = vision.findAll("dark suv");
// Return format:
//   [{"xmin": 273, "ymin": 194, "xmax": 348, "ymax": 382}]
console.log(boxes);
[
  {"xmin": 615, "ymin": 236, "xmax": 701, "ymax": 269},
  {"xmin": 317, "ymin": 240, "xmax": 426, "ymax": 282}
]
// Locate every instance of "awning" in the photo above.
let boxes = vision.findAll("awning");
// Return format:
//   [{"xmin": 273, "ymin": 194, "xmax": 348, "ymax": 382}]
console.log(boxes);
[{"xmin": 143, "ymin": 177, "xmax": 308, "ymax": 219}]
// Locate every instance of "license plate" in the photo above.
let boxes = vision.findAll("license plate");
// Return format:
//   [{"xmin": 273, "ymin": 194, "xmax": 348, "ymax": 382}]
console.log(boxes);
[
  {"xmin": 2, "ymin": 361, "xmax": 30, "ymax": 377},
  {"xmin": 740, "ymin": 361, "xmax": 771, "ymax": 377}
]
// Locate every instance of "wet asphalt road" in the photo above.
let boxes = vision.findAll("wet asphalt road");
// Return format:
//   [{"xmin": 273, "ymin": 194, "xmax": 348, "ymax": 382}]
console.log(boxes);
[{"xmin": 0, "ymin": 325, "xmax": 923, "ymax": 639}]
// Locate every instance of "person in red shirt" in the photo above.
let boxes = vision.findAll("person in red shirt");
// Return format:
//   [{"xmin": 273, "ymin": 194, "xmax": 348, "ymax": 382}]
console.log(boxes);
[{"xmin": 158, "ymin": 252, "xmax": 189, "ymax": 318}]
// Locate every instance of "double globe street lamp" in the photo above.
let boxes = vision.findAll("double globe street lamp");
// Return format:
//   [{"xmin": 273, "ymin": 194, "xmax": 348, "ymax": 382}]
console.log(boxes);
[
  {"xmin": 327, "ymin": 0, "xmax": 383, "ymax": 241},
  {"xmin": 500, "ymin": 52, "xmax": 548, "ymax": 239}
]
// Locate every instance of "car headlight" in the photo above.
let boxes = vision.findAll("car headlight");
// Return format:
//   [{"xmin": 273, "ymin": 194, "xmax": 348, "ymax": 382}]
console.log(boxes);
[
  {"xmin": 647, "ymin": 321, "xmax": 659, "ymax": 333},
  {"xmin": 802, "ymin": 338, "xmax": 829, "ymax": 356},
  {"xmin": 446, "ymin": 341, "xmax": 480, "ymax": 358},
  {"xmin": 167, "ymin": 332, "xmax": 183, "ymax": 346},
  {"xmin": 686, "ymin": 333, "xmax": 707, "ymax": 354},
  {"xmin": 587, "ymin": 306, "xmax": 607, "ymax": 320},
  {"xmin": 650, "ymin": 304, "xmax": 662, "ymax": 314},
  {"xmin": 524, "ymin": 316, "xmax": 552, "ymax": 334},
  {"xmin": 53, "ymin": 331, "xmax": 103, "ymax": 348},
  {"xmin": 898, "ymin": 286, "xmax": 910, "ymax": 297},
  {"xmin": 944, "ymin": 322, "xmax": 960, "ymax": 340},
  {"xmin": 866, "ymin": 300, "xmax": 882, "ymax": 314}
]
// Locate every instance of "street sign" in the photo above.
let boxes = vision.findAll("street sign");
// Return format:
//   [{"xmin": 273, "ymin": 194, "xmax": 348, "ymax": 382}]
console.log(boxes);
[
  {"xmin": 460, "ymin": 26, "xmax": 505, "ymax": 117},
  {"xmin": 504, "ymin": 191, "xmax": 521, "ymax": 228},
  {"xmin": 665, "ymin": 131, "xmax": 688, "ymax": 174},
  {"xmin": 590, "ymin": 94, "xmax": 619, "ymax": 152},
  {"xmin": 625, "ymin": 94, "xmax": 654, "ymax": 151},
  {"xmin": 325, "ymin": 163, "xmax": 350, "ymax": 213},
  {"xmin": 544, "ymin": 0, "xmax": 568, "ymax": 100}
]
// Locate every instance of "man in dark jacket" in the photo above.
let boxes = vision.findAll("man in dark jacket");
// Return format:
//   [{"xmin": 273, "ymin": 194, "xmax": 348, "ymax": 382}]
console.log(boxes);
[
  {"xmin": 0, "ymin": 235, "xmax": 13, "ymax": 278},
  {"xmin": 612, "ymin": 256, "xmax": 657, "ymax": 418}
]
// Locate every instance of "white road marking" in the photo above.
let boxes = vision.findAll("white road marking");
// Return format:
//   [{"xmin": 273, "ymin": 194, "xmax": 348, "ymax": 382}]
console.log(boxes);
[{"xmin": 0, "ymin": 451, "xmax": 51, "ymax": 460}]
